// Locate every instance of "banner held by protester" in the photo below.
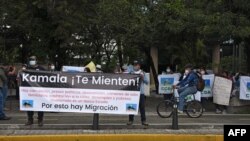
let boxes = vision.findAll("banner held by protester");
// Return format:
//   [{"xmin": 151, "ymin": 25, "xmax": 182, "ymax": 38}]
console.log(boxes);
[
  {"xmin": 62, "ymin": 66, "xmax": 85, "ymax": 72},
  {"xmin": 20, "ymin": 70, "xmax": 141, "ymax": 115},
  {"xmin": 201, "ymin": 74, "xmax": 214, "ymax": 97},
  {"xmin": 213, "ymin": 76, "xmax": 232, "ymax": 105},
  {"xmin": 240, "ymin": 76, "xmax": 250, "ymax": 100},
  {"xmin": 158, "ymin": 74, "xmax": 180, "ymax": 94}
]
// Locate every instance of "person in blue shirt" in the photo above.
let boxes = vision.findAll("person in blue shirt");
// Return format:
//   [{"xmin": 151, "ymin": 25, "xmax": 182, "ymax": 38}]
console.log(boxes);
[
  {"xmin": 127, "ymin": 60, "xmax": 149, "ymax": 127},
  {"xmin": 173, "ymin": 64, "xmax": 198, "ymax": 113}
]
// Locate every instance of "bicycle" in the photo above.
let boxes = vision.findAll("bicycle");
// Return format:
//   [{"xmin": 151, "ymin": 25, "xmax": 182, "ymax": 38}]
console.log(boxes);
[{"xmin": 156, "ymin": 89, "xmax": 203, "ymax": 118}]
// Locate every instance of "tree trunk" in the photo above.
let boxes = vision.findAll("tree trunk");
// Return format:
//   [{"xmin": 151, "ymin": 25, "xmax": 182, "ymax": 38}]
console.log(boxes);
[
  {"xmin": 148, "ymin": 46, "xmax": 158, "ymax": 92},
  {"xmin": 117, "ymin": 39, "xmax": 123, "ymax": 68},
  {"xmin": 212, "ymin": 44, "xmax": 220, "ymax": 74},
  {"xmin": 245, "ymin": 43, "xmax": 250, "ymax": 72}
]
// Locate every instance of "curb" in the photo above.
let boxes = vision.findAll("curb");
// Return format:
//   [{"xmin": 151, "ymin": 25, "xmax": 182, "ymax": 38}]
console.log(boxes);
[
  {"xmin": 0, "ymin": 134, "xmax": 223, "ymax": 141},
  {"xmin": 0, "ymin": 124, "xmax": 223, "ymax": 130}
]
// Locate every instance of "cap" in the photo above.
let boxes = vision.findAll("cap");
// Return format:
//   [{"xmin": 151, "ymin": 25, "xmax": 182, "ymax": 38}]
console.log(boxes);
[
  {"xmin": 184, "ymin": 63, "xmax": 193, "ymax": 69},
  {"xmin": 29, "ymin": 56, "xmax": 37, "ymax": 60},
  {"xmin": 133, "ymin": 60, "xmax": 141, "ymax": 65}
]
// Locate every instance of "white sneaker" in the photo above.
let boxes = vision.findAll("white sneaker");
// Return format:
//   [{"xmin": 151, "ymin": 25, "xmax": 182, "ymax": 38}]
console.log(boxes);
[
  {"xmin": 215, "ymin": 109, "xmax": 222, "ymax": 114},
  {"xmin": 177, "ymin": 110, "xmax": 183, "ymax": 114}
]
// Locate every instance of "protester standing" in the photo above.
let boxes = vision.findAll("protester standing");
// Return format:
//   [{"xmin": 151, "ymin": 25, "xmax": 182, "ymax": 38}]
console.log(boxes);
[
  {"xmin": 96, "ymin": 64, "xmax": 103, "ymax": 73},
  {"xmin": 162, "ymin": 66, "xmax": 174, "ymax": 100},
  {"xmin": 0, "ymin": 64, "xmax": 10, "ymax": 111},
  {"xmin": 215, "ymin": 71, "xmax": 231, "ymax": 114},
  {"xmin": 0, "ymin": 67, "xmax": 11, "ymax": 120},
  {"xmin": 25, "ymin": 56, "xmax": 46, "ymax": 126},
  {"xmin": 48, "ymin": 63, "xmax": 55, "ymax": 72},
  {"xmin": 127, "ymin": 60, "xmax": 149, "ymax": 127}
]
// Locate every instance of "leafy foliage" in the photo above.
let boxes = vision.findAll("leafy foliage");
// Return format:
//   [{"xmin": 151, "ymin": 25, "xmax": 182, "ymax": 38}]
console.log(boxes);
[{"xmin": 1, "ymin": 0, "xmax": 250, "ymax": 72}]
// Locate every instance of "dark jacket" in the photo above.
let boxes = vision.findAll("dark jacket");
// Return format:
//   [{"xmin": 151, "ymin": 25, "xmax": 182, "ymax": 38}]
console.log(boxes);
[
  {"xmin": 177, "ymin": 71, "xmax": 198, "ymax": 87},
  {"xmin": 27, "ymin": 65, "xmax": 45, "ymax": 71}
]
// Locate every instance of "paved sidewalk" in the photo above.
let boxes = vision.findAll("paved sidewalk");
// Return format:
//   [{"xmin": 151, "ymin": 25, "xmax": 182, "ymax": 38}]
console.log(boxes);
[
  {"xmin": 0, "ymin": 128, "xmax": 223, "ymax": 135},
  {"xmin": 1, "ymin": 95, "xmax": 249, "ymax": 136}
]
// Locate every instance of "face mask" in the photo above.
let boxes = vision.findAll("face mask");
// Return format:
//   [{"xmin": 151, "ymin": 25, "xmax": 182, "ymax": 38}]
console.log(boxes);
[
  {"xmin": 166, "ymin": 69, "xmax": 171, "ymax": 73},
  {"xmin": 133, "ymin": 66, "xmax": 139, "ymax": 71},
  {"xmin": 29, "ymin": 60, "xmax": 36, "ymax": 66},
  {"xmin": 22, "ymin": 67, "xmax": 26, "ymax": 70},
  {"xmin": 201, "ymin": 71, "xmax": 205, "ymax": 75},
  {"xmin": 51, "ymin": 66, "xmax": 55, "ymax": 70},
  {"xmin": 185, "ymin": 69, "xmax": 189, "ymax": 75}
]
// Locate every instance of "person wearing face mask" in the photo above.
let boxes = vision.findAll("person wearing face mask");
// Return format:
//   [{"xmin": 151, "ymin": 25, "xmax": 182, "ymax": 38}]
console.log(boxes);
[
  {"xmin": 166, "ymin": 66, "xmax": 172, "ymax": 74},
  {"xmin": 25, "ymin": 56, "xmax": 46, "ymax": 126},
  {"xmin": 173, "ymin": 64, "xmax": 199, "ymax": 113},
  {"xmin": 48, "ymin": 63, "xmax": 55, "ymax": 72},
  {"xmin": 162, "ymin": 66, "xmax": 174, "ymax": 100},
  {"xmin": 214, "ymin": 71, "xmax": 232, "ymax": 114},
  {"xmin": 127, "ymin": 60, "xmax": 149, "ymax": 128},
  {"xmin": 96, "ymin": 64, "xmax": 103, "ymax": 73},
  {"xmin": 179, "ymin": 67, "xmax": 189, "ymax": 81},
  {"xmin": 162, "ymin": 66, "xmax": 173, "ymax": 75},
  {"xmin": 200, "ymin": 67, "xmax": 208, "ymax": 76}
]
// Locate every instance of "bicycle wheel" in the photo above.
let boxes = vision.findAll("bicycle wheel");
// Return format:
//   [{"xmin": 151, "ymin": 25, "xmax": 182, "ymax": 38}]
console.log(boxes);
[
  {"xmin": 186, "ymin": 100, "xmax": 203, "ymax": 118},
  {"xmin": 156, "ymin": 100, "xmax": 173, "ymax": 118}
]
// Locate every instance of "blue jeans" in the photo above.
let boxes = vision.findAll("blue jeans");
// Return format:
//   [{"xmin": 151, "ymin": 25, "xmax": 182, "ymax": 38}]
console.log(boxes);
[
  {"xmin": 178, "ymin": 86, "xmax": 197, "ymax": 111},
  {"xmin": 0, "ymin": 88, "xmax": 6, "ymax": 118},
  {"xmin": 2, "ymin": 84, "xmax": 8, "ymax": 106}
]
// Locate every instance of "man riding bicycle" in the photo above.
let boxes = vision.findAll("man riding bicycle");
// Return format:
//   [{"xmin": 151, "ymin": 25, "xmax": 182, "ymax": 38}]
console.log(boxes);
[{"xmin": 173, "ymin": 64, "xmax": 198, "ymax": 113}]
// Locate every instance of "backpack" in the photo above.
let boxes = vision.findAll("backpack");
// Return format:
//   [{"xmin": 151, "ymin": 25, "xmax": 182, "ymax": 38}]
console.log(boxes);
[{"xmin": 196, "ymin": 74, "xmax": 205, "ymax": 91}]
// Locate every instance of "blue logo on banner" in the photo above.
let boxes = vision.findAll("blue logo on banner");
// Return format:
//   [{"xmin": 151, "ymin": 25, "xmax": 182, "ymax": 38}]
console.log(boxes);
[
  {"xmin": 22, "ymin": 100, "xmax": 33, "ymax": 108},
  {"xmin": 247, "ymin": 82, "xmax": 250, "ymax": 92},
  {"xmin": 161, "ymin": 78, "xmax": 174, "ymax": 85},
  {"xmin": 204, "ymin": 79, "xmax": 210, "ymax": 87},
  {"xmin": 126, "ymin": 104, "xmax": 137, "ymax": 111}
]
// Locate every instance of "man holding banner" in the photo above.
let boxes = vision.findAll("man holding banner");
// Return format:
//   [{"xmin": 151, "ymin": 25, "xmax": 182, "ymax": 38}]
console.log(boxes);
[
  {"xmin": 158, "ymin": 72, "xmax": 180, "ymax": 99},
  {"xmin": 24, "ymin": 56, "xmax": 46, "ymax": 126},
  {"xmin": 214, "ymin": 71, "xmax": 232, "ymax": 114},
  {"xmin": 162, "ymin": 66, "xmax": 174, "ymax": 100},
  {"xmin": 127, "ymin": 60, "xmax": 149, "ymax": 127}
]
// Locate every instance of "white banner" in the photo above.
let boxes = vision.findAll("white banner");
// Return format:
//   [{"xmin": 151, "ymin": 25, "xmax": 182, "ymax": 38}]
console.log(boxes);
[
  {"xmin": 62, "ymin": 66, "xmax": 85, "ymax": 72},
  {"xmin": 19, "ymin": 71, "xmax": 141, "ymax": 115},
  {"xmin": 201, "ymin": 74, "xmax": 215, "ymax": 97},
  {"xmin": 158, "ymin": 74, "xmax": 180, "ymax": 94},
  {"xmin": 20, "ymin": 87, "xmax": 140, "ymax": 115},
  {"xmin": 213, "ymin": 76, "xmax": 232, "ymax": 105},
  {"xmin": 239, "ymin": 76, "xmax": 250, "ymax": 100}
]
